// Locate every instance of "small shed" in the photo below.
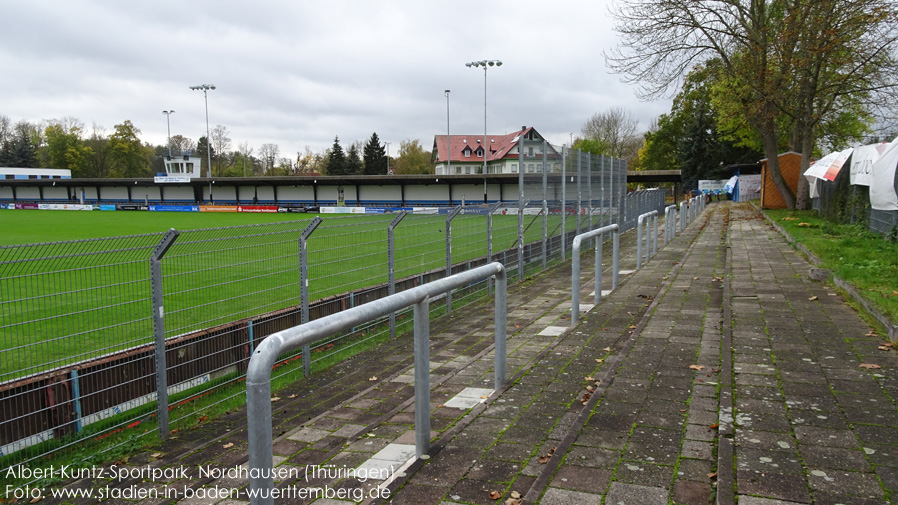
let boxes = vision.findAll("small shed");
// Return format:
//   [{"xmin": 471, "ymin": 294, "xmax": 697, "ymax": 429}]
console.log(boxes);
[{"xmin": 760, "ymin": 152, "xmax": 803, "ymax": 209}]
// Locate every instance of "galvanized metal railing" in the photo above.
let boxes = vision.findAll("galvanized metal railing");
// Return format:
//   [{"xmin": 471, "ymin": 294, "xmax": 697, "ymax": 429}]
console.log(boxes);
[
  {"xmin": 665, "ymin": 204, "xmax": 678, "ymax": 243},
  {"xmin": 245, "ymin": 262, "xmax": 508, "ymax": 505},
  {"xmin": 636, "ymin": 210, "xmax": 658, "ymax": 269},
  {"xmin": 570, "ymin": 224, "xmax": 619, "ymax": 321}
]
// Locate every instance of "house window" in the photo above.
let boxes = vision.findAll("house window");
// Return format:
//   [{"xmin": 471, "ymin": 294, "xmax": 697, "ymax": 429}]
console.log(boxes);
[
  {"xmin": 456, "ymin": 166, "xmax": 462, "ymax": 174},
  {"xmin": 464, "ymin": 148, "xmax": 471, "ymax": 158},
  {"xmin": 529, "ymin": 163, "xmax": 535, "ymax": 172},
  {"xmin": 528, "ymin": 147, "xmax": 534, "ymax": 156},
  {"xmin": 465, "ymin": 166, "xmax": 471, "ymax": 174},
  {"xmin": 511, "ymin": 164, "xmax": 518, "ymax": 173}
]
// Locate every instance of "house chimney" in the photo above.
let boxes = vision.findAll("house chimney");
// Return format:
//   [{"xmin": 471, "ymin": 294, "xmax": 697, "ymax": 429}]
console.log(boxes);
[{"xmin": 521, "ymin": 125, "xmax": 526, "ymax": 131}]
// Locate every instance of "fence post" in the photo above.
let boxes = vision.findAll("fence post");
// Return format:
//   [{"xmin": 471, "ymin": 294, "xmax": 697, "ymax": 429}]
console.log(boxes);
[
  {"xmin": 542, "ymin": 140, "xmax": 548, "ymax": 271},
  {"xmin": 576, "ymin": 149, "xmax": 582, "ymax": 235},
  {"xmin": 414, "ymin": 295, "xmax": 431, "ymax": 458},
  {"xmin": 587, "ymin": 152, "xmax": 593, "ymax": 232},
  {"xmin": 299, "ymin": 216, "xmax": 323, "ymax": 377},
  {"xmin": 561, "ymin": 145, "xmax": 567, "ymax": 262},
  {"xmin": 446, "ymin": 206, "xmax": 462, "ymax": 312},
  {"xmin": 150, "ymin": 228, "xmax": 179, "ymax": 441},
  {"xmin": 388, "ymin": 212, "xmax": 408, "ymax": 338}
]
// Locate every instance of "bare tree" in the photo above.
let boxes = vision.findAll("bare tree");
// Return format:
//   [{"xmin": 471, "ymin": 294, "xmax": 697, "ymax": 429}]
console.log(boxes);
[
  {"xmin": 238, "ymin": 141, "xmax": 255, "ymax": 176},
  {"xmin": 170, "ymin": 135, "xmax": 194, "ymax": 154},
  {"xmin": 581, "ymin": 107, "xmax": 640, "ymax": 160},
  {"xmin": 258, "ymin": 143, "xmax": 279, "ymax": 175},
  {"xmin": 606, "ymin": 0, "xmax": 898, "ymax": 209},
  {"xmin": 210, "ymin": 124, "xmax": 231, "ymax": 176}
]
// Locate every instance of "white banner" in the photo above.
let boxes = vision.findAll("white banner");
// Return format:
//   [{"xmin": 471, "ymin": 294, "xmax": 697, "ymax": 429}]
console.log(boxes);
[
  {"xmin": 870, "ymin": 138, "xmax": 898, "ymax": 211},
  {"xmin": 37, "ymin": 204, "xmax": 94, "ymax": 211},
  {"xmin": 850, "ymin": 142, "xmax": 888, "ymax": 186},
  {"xmin": 805, "ymin": 148, "xmax": 853, "ymax": 182},
  {"xmin": 698, "ymin": 180, "xmax": 728, "ymax": 194},
  {"xmin": 739, "ymin": 174, "xmax": 762, "ymax": 194}
]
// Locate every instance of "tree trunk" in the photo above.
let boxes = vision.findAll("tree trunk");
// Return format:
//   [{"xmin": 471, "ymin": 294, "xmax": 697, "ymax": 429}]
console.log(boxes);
[
  {"xmin": 795, "ymin": 134, "xmax": 815, "ymax": 210},
  {"xmin": 760, "ymin": 123, "xmax": 796, "ymax": 209}
]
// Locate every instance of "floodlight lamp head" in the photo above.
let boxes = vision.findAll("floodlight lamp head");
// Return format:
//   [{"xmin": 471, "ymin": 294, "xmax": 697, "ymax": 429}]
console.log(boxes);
[
  {"xmin": 465, "ymin": 62, "xmax": 473, "ymax": 67},
  {"xmin": 495, "ymin": 60, "xmax": 503, "ymax": 66},
  {"xmin": 488, "ymin": 61, "xmax": 495, "ymax": 66}
]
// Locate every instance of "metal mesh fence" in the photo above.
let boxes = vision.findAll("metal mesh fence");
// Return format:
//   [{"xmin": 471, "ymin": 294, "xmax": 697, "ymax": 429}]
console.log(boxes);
[
  {"xmin": 812, "ymin": 155, "xmax": 898, "ymax": 237},
  {"xmin": 0, "ymin": 233, "xmax": 163, "ymax": 468},
  {"xmin": 0, "ymin": 147, "xmax": 670, "ymax": 480}
]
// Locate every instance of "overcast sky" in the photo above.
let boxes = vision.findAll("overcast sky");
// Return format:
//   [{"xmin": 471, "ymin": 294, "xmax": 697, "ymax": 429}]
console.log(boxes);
[{"xmin": 1, "ymin": 1, "xmax": 672, "ymax": 159}]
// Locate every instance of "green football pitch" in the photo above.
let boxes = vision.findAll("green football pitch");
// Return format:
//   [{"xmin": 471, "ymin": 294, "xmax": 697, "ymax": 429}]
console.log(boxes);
[{"xmin": 0, "ymin": 209, "xmax": 582, "ymax": 380}]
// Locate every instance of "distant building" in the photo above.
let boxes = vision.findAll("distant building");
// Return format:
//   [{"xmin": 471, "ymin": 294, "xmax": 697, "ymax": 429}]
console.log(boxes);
[
  {"xmin": 162, "ymin": 154, "xmax": 203, "ymax": 179},
  {"xmin": 0, "ymin": 167, "xmax": 71, "ymax": 180},
  {"xmin": 432, "ymin": 126, "xmax": 561, "ymax": 176}
]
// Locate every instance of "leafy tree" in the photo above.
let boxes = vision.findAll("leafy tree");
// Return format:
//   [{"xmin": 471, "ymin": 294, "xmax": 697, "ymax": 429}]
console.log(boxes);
[
  {"xmin": 45, "ymin": 122, "xmax": 93, "ymax": 177},
  {"xmin": 108, "ymin": 120, "xmax": 151, "ymax": 177},
  {"xmin": 363, "ymin": 132, "xmax": 388, "ymax": 175},
  {"xmin": 607, "ymin": 0, "xmax": 898, "ymax": 209},
  {"xmin": 84, "ymin": 124, "xmax": 110, "ymax": 178},
  {"xmin": 346, "ymin": 143, "xmax": 363, "ymax": 175},
  {"xmin": 169, "ymin": 135, "xmax": 194, "ymax": 155},
  {"xmin": 195, "ymin": 136, "xmax": 214, "ymax": 176},
  {"xmin": 571, "ymin": 138, "xmax": 608, "ymax": 156},
  {"xmin": 327, "ymin": 136, "xmax": 346, "ymax": 175},
  {"xmin": 1, "ymin": 130, "xmax": 38, "ymax": 167},
  {"xmin": 393, "ymin": 139, "xmax": 432, "ymax": 174}
]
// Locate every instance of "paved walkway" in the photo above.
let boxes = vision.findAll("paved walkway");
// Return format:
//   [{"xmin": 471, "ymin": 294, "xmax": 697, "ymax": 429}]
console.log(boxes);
[{"xmin": 36, "ymin": 202, "xmax": 897, "ymax": 505}]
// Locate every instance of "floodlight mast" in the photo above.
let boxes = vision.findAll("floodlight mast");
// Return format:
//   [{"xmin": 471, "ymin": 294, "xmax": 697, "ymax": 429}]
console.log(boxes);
[
  {"xmin": 162, "ymin": 110, "xmax": 175, "ymax": 157},
  {"xmin": 465, "ymin": 60, "xmax": 502, "ymax": 203},
  {"xmin": 189, "ymin": 84, "xmax": 216, "ymax": 177}
]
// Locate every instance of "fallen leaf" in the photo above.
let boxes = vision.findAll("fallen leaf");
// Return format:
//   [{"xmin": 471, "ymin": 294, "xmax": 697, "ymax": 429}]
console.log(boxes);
[
  {"xmin": 198, "ymin": 415, "xmax": 208, "ymax": 423},
  {"xmin": 511, "ymin": 491, "xmax": 522, "ymax": 499},
  {"xmin": 480, "ymin": 395, "xmax": 490, "ymax": 399},
  {"xmin": 150, "ymin": 452, "xmax": 163, "ymax": 459},
  {"xmin": 808, "ymin": 296, "xmax": 818, "ymax": 301},
  {"xmin": 797, "ymin": 222, "xmax": 811, "ymax": 227},
  {"xmin": 689, "ymin": 365, "xmax": 705, "ymax": 371},
  {"xmin": 782, "ymin": 217, "xmax": 798, "ymax": 221},
  {"xmin": 879, "ymin": 345, "xmax": 891, "ymax": 351},
  {"xmin": 223, "ymin": 442, "xmax": 234, "ymax": 449},
  {"xmin": 586, "ymin": 386, "xmax": 595, "ymax": 393},
  {"xmin": 708, "ymin": 423, "xmax": 719, "ymax": 430},
  {"xmin": 488, "ymin": 490, "xmax": 502, "ymax": 500},
  {"xmin": 367, "ymin": 433, "xmax": 376, "ymax": 437},
  {"xmin": 595, "ymin": 358, "xmax": 604, "ymax": 363},
  {"xmin": 288, "ymin": 394, "xmax": 298, "ymax": 399},
  {"xmin": 693, "ymin": 276, "xmax": 700, "ymax": 280},
  {"xmin": 369, "ymin": 376, "xmax": 378, "ymax": 381},
  {"xmin": 538, "ymin": 446, "xmax": 557, "ymax": 463},
  {"xmin": 892, "ymin": 291, "xmax": 898, "ymax": 297},
  {"xmin": 860, "ymin": 363, "xmax": 882, "ymax": 369},
  {"xmin": 29, "ymin": 497, "xmax": 42, "ymax": 504},
  {"xmin": 271, "ymin": 397, "xmax": 281, "ymax": 402},
  {"xmin": 707, "ymin": 471, "xmax": 718, "ymax": 479},
  {"xmin": 603, "ymin": 347, "xmax": 612, "ymax": 352},
  {"xmin": 865, "ymin": 330, "xmax": 879, "ymax": 337},
  {"xmin": 584, "ymin": 376, "xmax": 595, "ymax": 381},
  {"xmin": 580, "ymin": 392, "xmax": 592, "ymax": 403},
  {"xmin": 628, "ymin": 325, "xmax": 638, "ymax": 330},
  {"xmin": 504, "ymin": 498, "xmax": 522, "ymax": 505}
]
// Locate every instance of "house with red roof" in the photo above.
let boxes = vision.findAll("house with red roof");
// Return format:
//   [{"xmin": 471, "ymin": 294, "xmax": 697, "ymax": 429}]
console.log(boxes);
[{"xmin": 432, "ymin": 126, "xmax": 561, "ymax": 176}]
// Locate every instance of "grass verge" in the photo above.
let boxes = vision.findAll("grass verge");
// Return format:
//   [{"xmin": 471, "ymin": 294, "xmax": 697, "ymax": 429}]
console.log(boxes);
[{"xmin": 761, "ymin": 207, "xmax": 898, "ymax": 324}]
